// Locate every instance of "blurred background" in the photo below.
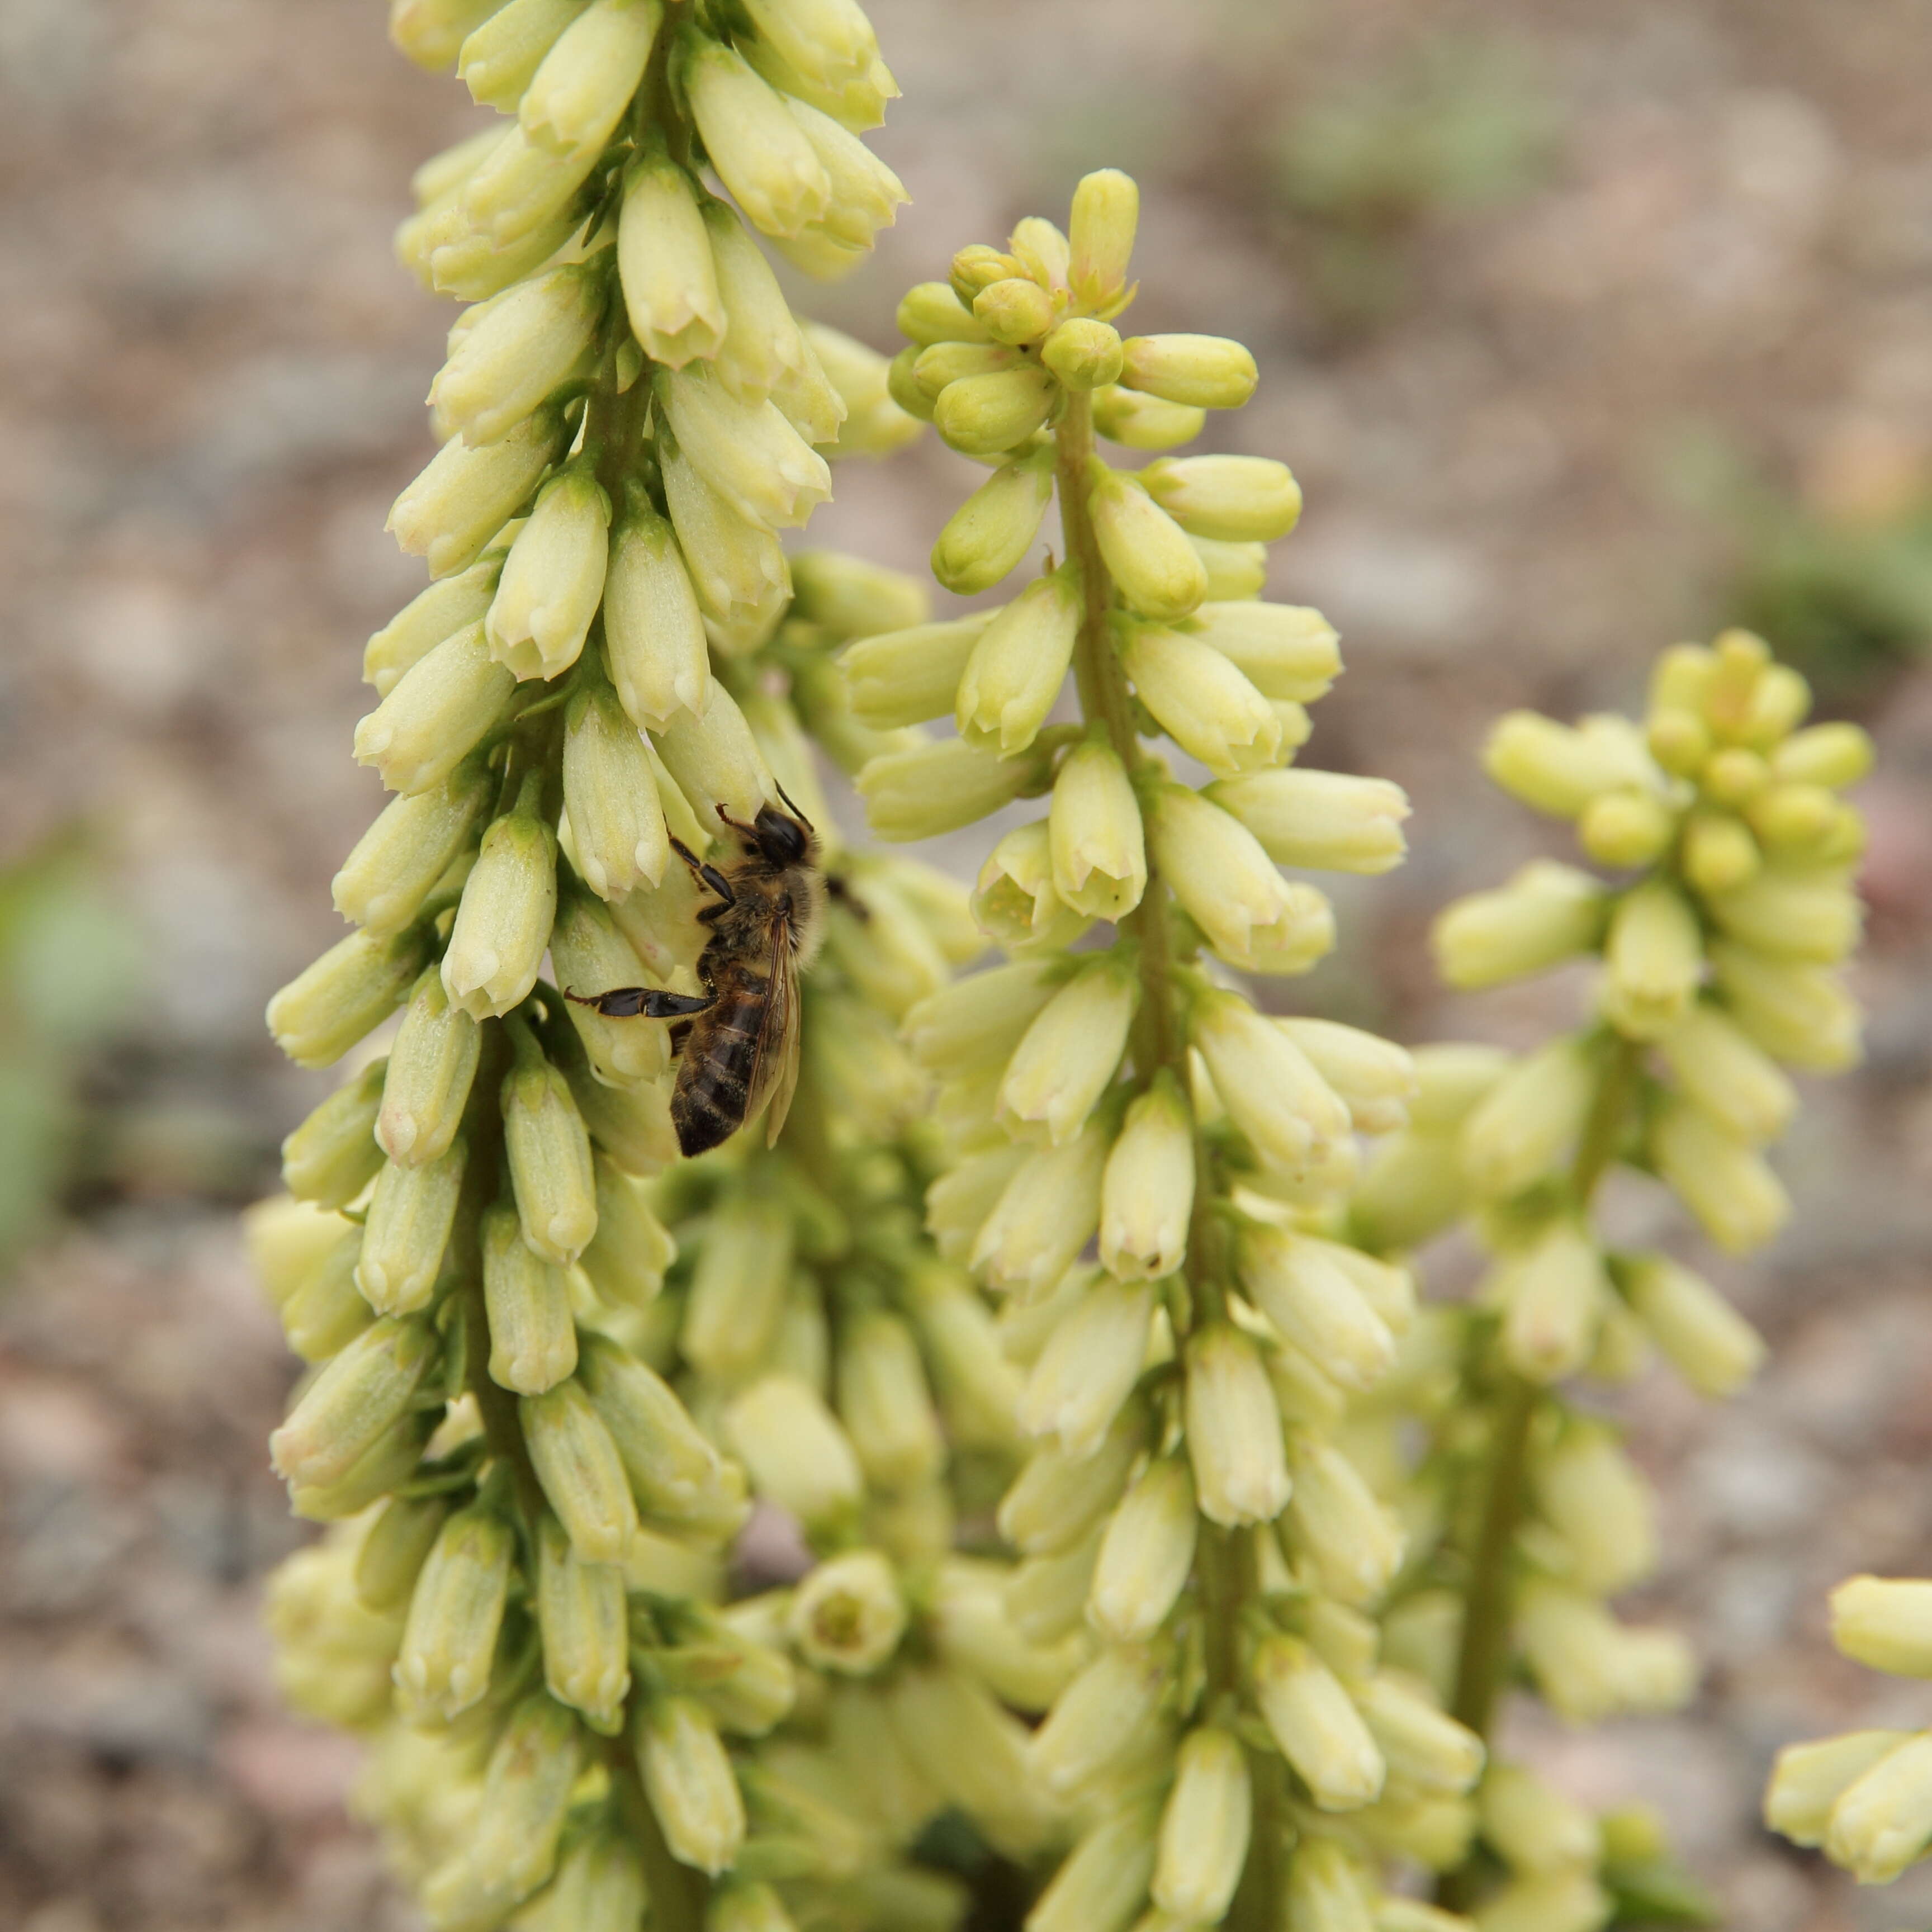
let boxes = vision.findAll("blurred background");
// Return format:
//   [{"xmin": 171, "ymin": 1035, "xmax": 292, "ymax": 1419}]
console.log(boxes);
[{"xmin": 1, "ymin": 0, "xmax": 1929, "ymax": 1925}]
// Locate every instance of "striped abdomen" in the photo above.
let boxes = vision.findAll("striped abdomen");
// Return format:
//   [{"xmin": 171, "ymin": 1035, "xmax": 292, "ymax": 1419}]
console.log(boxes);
[{"xmin": 671, "ymin": 970, "xmax": 770, "ymax": 1156}]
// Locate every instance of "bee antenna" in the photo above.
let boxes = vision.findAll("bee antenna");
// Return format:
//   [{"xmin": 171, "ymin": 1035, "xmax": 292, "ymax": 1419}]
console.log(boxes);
[{"xmin": 773, "ymin": 781, "xmax": 815, "ymax": 836}]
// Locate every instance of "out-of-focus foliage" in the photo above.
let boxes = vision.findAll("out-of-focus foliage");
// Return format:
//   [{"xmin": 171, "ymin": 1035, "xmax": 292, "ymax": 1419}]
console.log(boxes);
[
  {"xmin": 1265, "ymin": 36, "xmax": 1558, "ymax": 332},
  {"xmin": 0, "ymin": 836, "xmax": 146, "ymax": 1269}
]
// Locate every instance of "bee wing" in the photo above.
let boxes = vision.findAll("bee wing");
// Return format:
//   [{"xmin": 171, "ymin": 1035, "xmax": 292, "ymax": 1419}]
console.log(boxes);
[{"xmin": 750, "ymin": 913, "xmax": 804, "ymax": 1149}]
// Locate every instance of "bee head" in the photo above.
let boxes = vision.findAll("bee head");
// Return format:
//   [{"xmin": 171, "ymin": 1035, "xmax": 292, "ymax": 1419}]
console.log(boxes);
[{"xmin": 750, "ymin": 802, "xmax": 812, "ymax": 866}]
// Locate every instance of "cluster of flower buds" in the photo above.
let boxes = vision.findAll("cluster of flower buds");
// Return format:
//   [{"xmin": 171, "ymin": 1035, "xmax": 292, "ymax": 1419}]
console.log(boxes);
[
  {"xmin": 245, "ymin": 2, "xmax": 1069, "ymax": 1921},
  {"xmin": 836, "ymin": 173, "xmax": 1568, "ymax": 1932},
  {"xmin": 1344, "ymin": 633, "xmax": 1870, "ymax": 1917},
  {"xmin": 1767, "ymin": 1578, "xmax": 1932, "ymax": 1881}
]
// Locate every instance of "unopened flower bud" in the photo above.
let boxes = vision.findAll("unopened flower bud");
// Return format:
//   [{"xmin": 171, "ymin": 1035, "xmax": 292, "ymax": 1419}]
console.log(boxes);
[
  {"xmin": 479, "ymin": 1200, "xmax": 577, "ymax": 1394},
  {"xmin": 1706, "ymin": 866, "xmax": 1863, "ymax": 967},
  {"xmin": 972, "ymin": 276, "xmax": 1057, "ymax": 345},
  {"xmin": 1000, "ymin": 957, "xmax": 1137, "ymax": 1146},
  {"xmin": 561, "ymin": 686, "xmax": 667, "ymax": 900},
  {"xmin": 533, "ymin": 1513, "xmax": 629, "ymax": 1732},
  {"xmin": 1120, "ymin": 333, "xmax": 1256, "ymax": 410},
  {"xmin": 522, "ymin": 1377, "xmax": 640, "ymax": 1562},
  {"xmin": 1646, "ymin": 703, "xmax": 1712, "ymax": 775},
  {"xmin": 1032, "ymin": 1640, "xmax": 1171, "ymax": 1796},
  {"xmin": 1123, "ymin": 622, "xmax": 1280, "ymax": 775},
  {"xmin": 394, "ymin": 0, "xmax": 505, "ymax": 72},
  {"xmin": 1622, "ymin": 1252, "xmax": 1764, "ymax": 1396},
  {"xmin": 1773, "ymin": 719, "xmax": 1874, "ymax": 790},
  {"xmin": 1253, "ymin": 1633, "xmax": 1385, "ymax": 1813},
  {"xmin": 1357, "ymin": 1674, "xmax": 1485, "ymax": 1795},
  {"xmin": 1650, "ymin": 1094, "xmax": 1789, "ymax": 1253},
  {"xmin": 1602, "ymin": 880, "xmax": 1703, "ymax": 1039},
  {"xmin": 681, "ymin": 34, "xmax": 829, "ymax": 237},
  {"xmin": 724, "ymin": 1373, "xmax": 863, "ymax": 1528},
  {"xmin": 660, "ymin": 433, "xmax": 790, "ymax": 629},
  {"xmin": 972, "ymin": 1116, "xmax": 1111, "ymax": 1298},
  {"xmin": 1238, "ymin": 1223, "xmax": 1394, "ymax": 1391},
  {"xmin": 1087, "ymin": 461, "xmax": 1209, "ymax": 621},
  {"xmin": 636, "ymin": 1695, "xmax": 746, "ymax": 1876},
  {"xmin": 1020, "ymin": 1276, "xmax": 1154, "ymax": 1459},
  {"xmin": 931, "ymin": 453, "xmax": 1055, "ymax": 595},
  {"xmin": 267, "ymin": 926, "xmax": 424, "ymax": 1072},
  {"xmin": 441, "ymin": 786, "xmax": 557, "ymax": 1021},
  {"xmin": 1186, "ymin": 1324, "xmax": 1290, "ymax": 1528},
  {"xmin": 1194, "ymin": 988, "xmax": 1352, "ymax": 1174},
  {"xmin": 572, "ymin": 1333, "xmax": 737, "ymax": 1535},
  {"xmin": 1432, "ymin": 861, "xmax": 1606, "ymax": 991},
  {"xmin": 364, "ymin": 555, "xmax": 501, "ymax": 696},
  {"xmin": 1712, "ymin": 940, "xmax": 1861, "ymax": 1071},
  {"xmin": 1482, "ymin": 711, "xmax": 1656, "ymax": 820},
  {"xmin": 354, "ymin": 621, "xmax": 517, "ymax": 798},
  {"xmin": 282, "ymin": 1061, "xmax": 386, "ymax": 1209},
  {"xmin": 1480, "ymin": 1761, "xmax": 1600, "ymax": 1874},
  {"xmin": 932, "ymin": 366, "xmax": 1058, "ymax": 459},
  {"xmin": 1033, "ymin": 320, "xmax": 1116, "ymax": 392},
  {"xmin": 333, "ymin": 763, "xmax": 492, "ymax": 935},
  {"xmin": 354, "ymin": 1490, "xmax": 448, "ymax": 1614},
  {"xmin": 577, "ymin": 1161, "xmax": 675, "ymax": 1313},
  {"xmin": 1139, "ymin": 457, "xmax": 1298, "ymax": 546},
  {"xmin": 376, "ymin": 967, "xmax": 480, "ymax": 1165},
  {"xmin": 681, "ymin": 1194, "xmax": 793, "ymax": 1379},
  {"xmin": 269, "ymin": 1314, "xmax": 436, "ymax": 1496},
  {"xmin": 1533, "ymin": 1420, "xmax": 1655, "ymax": 1595},
  {"xmin": 1208, "ymin": 766, "xmax": 1410, "ymax": 873},
  {"xmin": 1460, "ymin": 1038, "xmax": 1595, "ymax": 1200},
  {"xmin": 395, "ymin": 1500, "xmax": 516, "ymax": 1720},
  {"xmin": 500, "ymin": 1035, "xmax": 596, "ymax": 1265},
  {"xmin": 356, "ymin": 1139, "xmax": 467, "ymax": 1314},
  {"xmin": 954, "ymin": 569, "xmax": 1081, "ymax": 755},
  {"xmin": 1821, "ymin": 1730, "xmax": 1932, "ymax": 1883},
  {"xmin": 1066, "ymin": 168, "xmax": 1138, "ymax": 302},
  {"xmin": 389, "ymin": 410, "xmax": 561, "ymax": 580},
  {"xmin": 432, "ymin": 268, "xmax": 604, "ymax": 453},
  {"xmin": 1088, "ymin": 1456, "xmax": 1197, "ymax": 1642},
  {"xmin": 613, "ymin": 151, "xmax": 726, "ymax": 371},
  {"xmin": 1765, "ymin": 1730, "xmax": 1914, "ymax": 1849},
  {"xmin": 838, "ymin": 1310, "xmax": 945, "ymax": 1493},
  {"xmin": 1832, "ymin": 1574, "xmax": 1932, "ymax": 1679},
  {"xmin": 1153, "ymin": 1726, "xmax": 1252, "ymax": 1924},
  {"xmin": 1100, "ymin": 1074, "xmax": 1195, "ymax": 1280},
  {"xmin": 1049, "ymin": 737, "xmax": 1147, "ymax": 920},
  {"xmin": 1093, "ymin": 385, "xmax": 1205, "ymax": 450},
  {"xmin": 1494, "ymin": 1221, "xmax": 1608, "ymax": 1384}
]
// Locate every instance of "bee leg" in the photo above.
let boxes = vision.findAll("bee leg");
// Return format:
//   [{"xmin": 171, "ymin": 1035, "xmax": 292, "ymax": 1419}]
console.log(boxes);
[
  {"xmin": 669, "ymin": 837, "xmax": 736, "ymax": 908},
  {"xmin": 669, "ymin": 1019, "xmax": 694, "ymax": 1057},
  {"xmin": 714, "ymin": 804, "xmax": 759, "ymax": 843},
  {"xmin": 563, "ymin": 986, "xmax": 712, "ymax": 1020}
]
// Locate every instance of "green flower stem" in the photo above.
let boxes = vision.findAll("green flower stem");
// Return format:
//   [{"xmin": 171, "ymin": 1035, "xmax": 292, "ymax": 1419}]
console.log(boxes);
[{"xmin": 1437, "ymin": 1035, "xmax": 1641, "ymax": 1910}]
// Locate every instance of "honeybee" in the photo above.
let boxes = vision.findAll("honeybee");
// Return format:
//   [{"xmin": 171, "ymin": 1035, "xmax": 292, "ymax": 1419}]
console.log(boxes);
[{"xmin": 566, "ymin": 795, "xmax": 827, "ymax": 1158}]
